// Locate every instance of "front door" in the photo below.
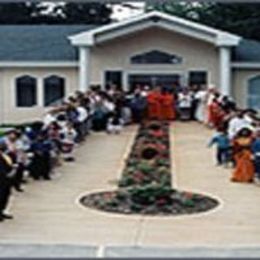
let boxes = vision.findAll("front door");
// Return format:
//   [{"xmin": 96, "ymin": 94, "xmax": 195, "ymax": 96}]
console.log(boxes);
[{"xmin": 128, "ymin": 74, "xmax": 181, "ymax": 91}]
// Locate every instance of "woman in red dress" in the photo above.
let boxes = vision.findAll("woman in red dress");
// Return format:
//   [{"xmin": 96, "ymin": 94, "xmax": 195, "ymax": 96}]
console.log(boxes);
[
  {"xmin": 208, "ymin": 97, "xmax": 224, "ymax": 128},
  {"xmin": 231, "ymin": 128, "xmax": 254, "ymax": 183}
]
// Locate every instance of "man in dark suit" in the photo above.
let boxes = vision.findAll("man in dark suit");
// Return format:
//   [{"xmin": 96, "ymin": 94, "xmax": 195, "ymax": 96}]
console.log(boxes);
[{"xmin": 0, "ymin": 143, "xmax": 14, "ymax": 221}]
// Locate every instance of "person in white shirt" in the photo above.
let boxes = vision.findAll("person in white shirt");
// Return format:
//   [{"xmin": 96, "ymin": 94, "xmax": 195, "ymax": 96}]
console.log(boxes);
[
  {"xmin": 43, "ymin": 109, "xmax": 57, "ymax": 127},
  {"xmin": 107, "ymin": 111, "xmax": 124, "ymax": 134},
  {"xmin": 195, "ymin": 86, "xmax": 208, "ymax": 123},
  {"xmin": 178, "ymin": 88, "xmax": 192, "ymax": 120},
  {"xmin": 60, "ymin": 122, "xmax": 77, "ymax": 162},
  {"xmin": 228, "ymin": 111, "xmax": 253, "ymax": 140},
  {"xmin": 75, "ymin": 103, "xmax": 88, "ymax": 142}
]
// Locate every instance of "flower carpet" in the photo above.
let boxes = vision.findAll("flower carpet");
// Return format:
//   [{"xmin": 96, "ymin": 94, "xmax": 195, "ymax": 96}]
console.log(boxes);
[{"xmin": 80, "ymin": 121, "xmax": 219, "ymax": 215}]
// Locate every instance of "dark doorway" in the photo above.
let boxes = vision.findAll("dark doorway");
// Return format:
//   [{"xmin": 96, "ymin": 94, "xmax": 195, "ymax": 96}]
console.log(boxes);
[
  {"xmin": 104, "ymin": 71, "xmax": 122, "ymax": 89},
  {"xmin": 128, "ymin": 74, "xmax": 180, "ymax": 91}
]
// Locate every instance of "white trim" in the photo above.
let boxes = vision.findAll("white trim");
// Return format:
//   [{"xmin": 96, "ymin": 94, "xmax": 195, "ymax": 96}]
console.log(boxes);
[
  {"xmin": 0, "ymin": 61, "xmax": 79, "ymax": 68},
  {"xmin": 231, "ymin": 62, "xmax": 260, "ymax": 69},
  {"xmin": 42, "ymin": 74, "xmax": 67, "ymax": 108},
  {"xmin": 219, "ymin": 46, "xmax": 231, "ymax": 96},
  {"xmin": 79, "ymin": 47, "xmax": 90, "ymax": 92},
  {"xmin": 38, "ymin": 77, "xmax": 44, "ymax": 107},
  {"xmin": 12, "ymin": 74, "xmax": 39, "ymax": 109},
  {"xmin": 69, "ymin": 11, "xmax": 241, "ymax": 47}
]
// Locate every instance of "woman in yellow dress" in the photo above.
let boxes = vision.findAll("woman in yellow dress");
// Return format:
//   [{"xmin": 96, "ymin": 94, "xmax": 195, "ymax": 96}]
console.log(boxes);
[{"xmin": 231, "ymin": 128, "xmax": 254, "ymax": 183}]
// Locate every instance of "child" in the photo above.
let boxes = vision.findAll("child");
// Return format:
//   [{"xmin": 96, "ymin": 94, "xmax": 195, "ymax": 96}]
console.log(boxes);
[
  {"xmin": 208, "ymin": 129, "xmax": 231, "ymax": 167},
  {"xmin": 107, "ymin": 111, "xmax": 124, "ymax": 134},
  {"xmin": 29, "ymin": 130, "xmax": 52, "ymax": 180},
  {"xmin": 252, "ymin": 130, "xmax": 260, "ymax": 183},
  {"xmin": 60, "ymin": 122, "xmax": 77, "ymax": 162},
  {"xmin": 46, "ymin": 122, "xmax": 62, "ymax": 168}
]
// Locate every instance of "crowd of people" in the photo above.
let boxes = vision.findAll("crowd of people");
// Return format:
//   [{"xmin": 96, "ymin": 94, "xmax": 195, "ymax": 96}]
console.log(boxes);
[{"xmin": 0, "ymin": 83, "xmax": 259, "ymax": 222}]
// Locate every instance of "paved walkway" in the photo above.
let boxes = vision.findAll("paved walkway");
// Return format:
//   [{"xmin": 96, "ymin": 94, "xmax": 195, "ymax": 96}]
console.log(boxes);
[{"xmin": 0, "ymin": 122, "xmax": 260, "ymax": 249}]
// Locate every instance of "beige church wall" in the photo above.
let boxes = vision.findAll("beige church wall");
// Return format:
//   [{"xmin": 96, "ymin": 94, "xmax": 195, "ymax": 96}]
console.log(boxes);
[
  {"xmin": 0, "ymin": 67, "xmax": 79, "ymax": 124},
  {"xmin": 89, "ymin": 27, "xmax": 220, "ymax": 88},
  {"xmin": 232, "ymin": 68, "xmax": 260, "ymax": 109}
]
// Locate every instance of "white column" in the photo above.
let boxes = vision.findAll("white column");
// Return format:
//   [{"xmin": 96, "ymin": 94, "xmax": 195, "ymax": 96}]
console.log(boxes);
[
  {"xmin": 219, "ymin": 46, "xmax": 231, "ymax": 96},
  {"xmin": 37, "ymin": 77, "xmax": 44, "ymax": 107},
  {"xmin": 79, "ymin": 46, "xmax": 90, "ymax": 92},
  {"xmin": 123, "ymin": 72, "xmax": 128, "ymax": 91}
]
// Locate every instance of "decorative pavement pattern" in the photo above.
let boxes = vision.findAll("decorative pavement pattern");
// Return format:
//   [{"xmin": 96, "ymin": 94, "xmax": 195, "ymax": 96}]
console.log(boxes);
[{"xmin": 0, "ymin": 123, "xmax": 260, "ymax": 257}]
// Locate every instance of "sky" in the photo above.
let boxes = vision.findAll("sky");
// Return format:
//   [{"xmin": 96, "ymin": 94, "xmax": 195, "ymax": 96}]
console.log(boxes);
[
  {"xmin": 39, "ymin": 1, "xmax": 145, "ymax": 21},
  {"xmin": 110, "ymin": 2, "xmax": 145, "ymax": 21}
]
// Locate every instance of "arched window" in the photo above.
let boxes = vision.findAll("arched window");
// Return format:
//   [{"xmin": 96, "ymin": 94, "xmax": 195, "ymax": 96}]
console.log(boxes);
[
  {"xmin": 44, "ymin": 75, "xmax": 65, "ymax": 106},
  {"xmin": 130, "ymin": 50, "xmax": 183, "ymax": 65},
  {"xmin": 16, "ymin": 75, "xmax": 37, "ymax": 107},
  {"xmin": 248, "ymin": 76, "xmax": 260, "ymax": 110}
]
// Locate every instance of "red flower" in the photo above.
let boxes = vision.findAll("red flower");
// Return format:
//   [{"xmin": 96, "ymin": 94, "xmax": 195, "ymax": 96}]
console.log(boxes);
[
  {"xmin": 184, "ymin": 192, "xmax": 194, "ymax": 199},
  {"xmin": 149, "ymin": 130, "xmax": 164, "ymax": 138},
  {"xmin": 157, "ymin": 198, "xmax": 167, "ymax": 205}
]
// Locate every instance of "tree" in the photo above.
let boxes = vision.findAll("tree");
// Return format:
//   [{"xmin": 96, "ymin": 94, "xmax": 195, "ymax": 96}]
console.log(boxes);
[
  {"xmin": 0, "ymin": 2, "xmax": 112, "ymax": 25},
  {"xmin": 59, "ymin": 2, "xmax": 112, "ymax": 24},
  {"xmin": 147, "ymin": 2, "xmax": 260, "ymax": 41},
  {"xmin": 0, "ymin": 2, "xmax": 37, "ymax": 24}
]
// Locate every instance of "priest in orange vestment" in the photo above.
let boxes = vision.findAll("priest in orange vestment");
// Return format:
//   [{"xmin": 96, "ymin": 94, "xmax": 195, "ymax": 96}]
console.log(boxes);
[
  {"xmin": 160, "ymin": 90, "xmax": 176, "ymax": 120},
  {"xmin": 147, "ymin": 87, "xmax": 162, "ymax": 120}
]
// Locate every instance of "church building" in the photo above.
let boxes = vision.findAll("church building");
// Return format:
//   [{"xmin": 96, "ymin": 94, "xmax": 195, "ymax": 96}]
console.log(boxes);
[{"xmin": 0, "ymin": 11, "xmax": 260, "ymax": 123}]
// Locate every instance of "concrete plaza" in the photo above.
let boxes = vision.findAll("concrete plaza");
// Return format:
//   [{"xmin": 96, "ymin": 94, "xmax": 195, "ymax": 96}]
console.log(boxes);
[{"xmin": 0, "ymin": 122, "xmax": 260, "ymax": 256}]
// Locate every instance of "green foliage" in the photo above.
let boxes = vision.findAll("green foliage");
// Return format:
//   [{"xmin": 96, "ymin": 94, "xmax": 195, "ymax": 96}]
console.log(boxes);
[
  {"xmin": 147, "ymin": 1, "xmax": 260, "ymax": 41},
  {"xmin": 128, "ymin": 184, "xmax": 172, "ymax": 205},
  {"xmin": 0, "ymin": 2, "xmax": 112, "ymax": 25},
  {"xmin": 136, "ymin": 161, "xmax": 154, "ymax": 174}
]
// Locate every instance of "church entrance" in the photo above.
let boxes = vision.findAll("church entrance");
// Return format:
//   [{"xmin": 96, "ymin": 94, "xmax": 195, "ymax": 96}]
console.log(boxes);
[{"xmin": 128, "ymin": 73, "xmax": 181, "ymax": 91}]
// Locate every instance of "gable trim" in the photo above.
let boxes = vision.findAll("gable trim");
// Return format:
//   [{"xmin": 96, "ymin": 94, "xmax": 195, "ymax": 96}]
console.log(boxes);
[{"xmin": 69, "ymin": 11, "xmax": 241, "ymax": 47}]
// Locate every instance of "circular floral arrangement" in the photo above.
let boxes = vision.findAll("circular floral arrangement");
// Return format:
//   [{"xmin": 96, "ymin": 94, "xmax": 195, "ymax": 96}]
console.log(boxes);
[{"xmin": 80, "ymin": 121, "xmax": 219, "ymax": 216}]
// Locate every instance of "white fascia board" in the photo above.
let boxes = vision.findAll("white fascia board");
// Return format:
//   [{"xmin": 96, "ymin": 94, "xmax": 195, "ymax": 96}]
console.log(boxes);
[
  {"xmin": 68, "ymin": 10, "xmax": 241, "ymax": 47},
  {"xmin": 216, "ymin": 33, "xmax": 241, "ymax": 46},
  {"xmin": 69, "ymin": 32, "xmax": 94, "ymax": 46},
  {"xmin": 0, "ymin": 61, "xmax": 79, "ymax": 68},
  {"xmin": 231, "ymin": 62, "xmax": 260, "ymax": 69}
]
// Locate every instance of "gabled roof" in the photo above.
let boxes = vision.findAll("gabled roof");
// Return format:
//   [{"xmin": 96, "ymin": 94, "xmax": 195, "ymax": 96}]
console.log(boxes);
[
  {"xmin": 69, "ymin": 11, "xmax": 241, "ymax": 47},
  {"xmin": 0, "ymin": 12, "xmax": 258, "ymax": 64},
  {"xmin": 0, "ymin": 25, "xmax": 96, "ymax": 61},
  {"xmin": 232, "ymin": 39, "xmax": 260, "ymax": 62}
]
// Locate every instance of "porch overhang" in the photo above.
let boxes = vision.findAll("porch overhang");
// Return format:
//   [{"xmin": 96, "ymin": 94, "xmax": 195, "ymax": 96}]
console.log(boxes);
[{"xmin": 68, "ymin": 11, "xmax": 241, "ymax": 47}]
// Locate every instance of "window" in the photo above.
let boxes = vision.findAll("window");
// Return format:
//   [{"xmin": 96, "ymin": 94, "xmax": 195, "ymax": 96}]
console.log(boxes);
[
  {"xmin": 104, "ymin": 71, "xmax": 122, "ymax": 88},
  {"xmin": 44, "ymin": 75, "xmax": 65, "ymax": 106},
  {"xmin": 131, "ymin": 50, "xmax": 183, "ymax": 65},
  {"xmin": 16, "ymin": 75, "xmax": 37, "ymax": 107},
  {"xmin": 189, "ymin": 71, "xmax": 207, "ymax": 86},
  {"xmin": 248, "ymin": 76, "xmax": 260, "ymax": 110}
]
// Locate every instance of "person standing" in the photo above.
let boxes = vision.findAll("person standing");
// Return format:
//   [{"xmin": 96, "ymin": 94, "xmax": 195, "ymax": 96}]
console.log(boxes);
[
  {"xmin": 0, "ymin": 129, "xmax": 25, "ymax": 192},
  {"xmin": 208, "ymin": 129, "xmax": 231, "ymax": 166},
  {"xmin": 190, "ymin": 85, "xmax": 199, "ymax": 121},
  {"xmin": 195, "ymin": 86, "xmax": 207, "ymax": 123},
  {"xmin": 0, "ymin": 143, "xmax": 14, "ymax": 221},
  {"xmin": 178, "ymin": 88, "xmax": 192, "ymax": 121},
  {"xmin": 147, "ymin": 86, "xmax": 162, "ymax": 120},
  {"xmin": 60, "ymin": 122, "xmax": 77, "ymax": 162},
  {"xmin": 252, "ymin": 130, "xmax": 260, "ymax": 183},
  {"xmin": 130, "ymin": 90, "xmax": 147, "ymax": 123},
  {"xmin": 160, "ymin": 89, "xmax": 176, "ymax": 121},
  {"xmin": 231, "ymin": 128, "xmax": 254, "ymax": 183}
]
